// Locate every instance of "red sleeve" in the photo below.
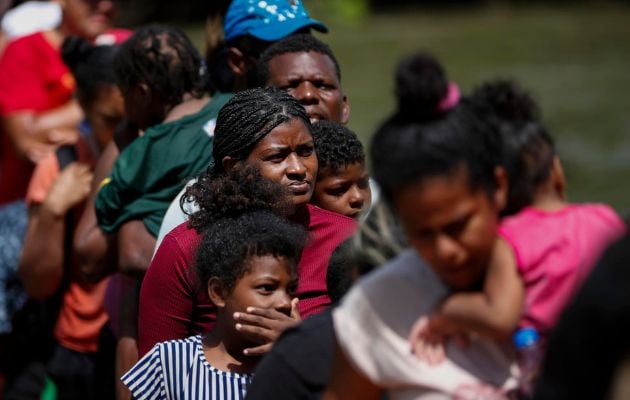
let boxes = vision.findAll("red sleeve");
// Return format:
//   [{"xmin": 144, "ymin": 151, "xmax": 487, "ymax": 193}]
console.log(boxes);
[
  {"xmin": 137, "ymin": 227, "xmax": 196, "ymax": 356},
  {"xmin": 0, "ymin": 33, "xmax": 73, "ymax": 115},
  {"xmin": 0, "ymin": 34, "xmax": 47, "ymax": 114}
]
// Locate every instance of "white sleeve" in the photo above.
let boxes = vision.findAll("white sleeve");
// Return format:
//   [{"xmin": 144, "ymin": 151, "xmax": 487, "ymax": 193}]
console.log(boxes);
[{"xmin": 121, "ymin": 343, "xmax": 166, "ymax": 400}]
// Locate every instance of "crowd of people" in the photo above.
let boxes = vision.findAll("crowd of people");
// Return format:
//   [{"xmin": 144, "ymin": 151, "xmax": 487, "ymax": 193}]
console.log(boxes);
[{"xmin": 0, "ymin": 0, "xmax": 627, "ymax": 399}]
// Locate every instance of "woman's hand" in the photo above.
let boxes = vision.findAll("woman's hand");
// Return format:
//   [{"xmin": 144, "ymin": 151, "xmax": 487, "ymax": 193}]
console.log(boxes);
[{"xmin": 234, "ymin": 298, "xmax": 301, "ymax": 356}]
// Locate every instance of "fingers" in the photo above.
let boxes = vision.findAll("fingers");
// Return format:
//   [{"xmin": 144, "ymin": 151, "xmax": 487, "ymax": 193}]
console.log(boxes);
[
  {"xmin": 242, "ymin": 343, "xmax": 272, "ymax": 357},
  {"xmin": 45, "ymin": 162, "xmax": 94, "ymax": 215},
  {"xmin": 408, "ymin": 316, "xmax": 430, "ymax": 344},
  {"xmin": 290, "ymin": 298, "xmax": 301, "ymax": 321},
  {"xmin": 233, "ymin": 307, "xmax": 299, "ymax": 346},
  {"xmin": 409, "ymin": 316, "xmax": 448, "ymax": 365}
]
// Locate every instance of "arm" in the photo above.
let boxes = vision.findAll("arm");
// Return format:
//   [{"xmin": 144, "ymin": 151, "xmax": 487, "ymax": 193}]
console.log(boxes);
[
  {"xmin": 18, "ymin": 162, "xmax": 93, "ymax": 299},
  {"xmin": 323, "ymin": 343, "xmax": 382, "ymax": 400},
  {"xmin": 74, "ymin": 141, "xmax": 119, "ymax": 282},
  {"xmin": 3, "ymin": 101, "xmax": 83, "ymax": 163},
  {"xmin": 137, "ymin": 234, "xmax": 197, "ymax": 356},
  {"xmin": 438, "ymin": 238, "xmax": 525, "ymax": 340},
  {"xmin": 117, "ymin": 220, "xmax": 156, "ymax": 277}
]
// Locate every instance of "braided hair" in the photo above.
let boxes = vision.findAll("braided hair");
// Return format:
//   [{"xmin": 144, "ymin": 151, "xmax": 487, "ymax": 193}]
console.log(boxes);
[
  {"xmin": 212, "ymin": 87, "xmax": 312, "ymax": 172},
  {"xmin": 113, "ymin": 25, "xmax": 207, "ymax": 110}
]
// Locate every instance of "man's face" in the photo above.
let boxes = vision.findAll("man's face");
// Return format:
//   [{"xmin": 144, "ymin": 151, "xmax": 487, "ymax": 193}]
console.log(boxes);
[{"xmin": 266, "ymin": 51, "xmax": 350, "ymax": 124}]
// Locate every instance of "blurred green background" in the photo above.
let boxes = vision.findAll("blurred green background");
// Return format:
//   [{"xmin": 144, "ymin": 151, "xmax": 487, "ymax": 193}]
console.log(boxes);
[{"xmin": 129, "ymin": 1, "xmax": 630, "ymax": 210}]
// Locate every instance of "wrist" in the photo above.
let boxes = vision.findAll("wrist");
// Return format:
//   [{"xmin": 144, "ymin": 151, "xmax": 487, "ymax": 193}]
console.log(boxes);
[{"xmin": 41, "ymin": 197, "xmax": 69, "ymax": 218}]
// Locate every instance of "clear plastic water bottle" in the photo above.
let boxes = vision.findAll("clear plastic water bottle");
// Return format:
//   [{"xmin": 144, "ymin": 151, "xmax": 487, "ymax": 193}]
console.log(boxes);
[{"xmin": 513, "ymin": 327, "xmax": 541, "ymax": 399}]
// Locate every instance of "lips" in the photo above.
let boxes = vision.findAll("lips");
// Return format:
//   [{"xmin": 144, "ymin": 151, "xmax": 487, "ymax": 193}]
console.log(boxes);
[
  {"xmin": 348, "ymin": 212, "xmax": 361, "ymax": 220},
  {"xmin": 305, "ymin": 109, "xmax": 325, "ymax": 124},
  {"xmin": 288, "ymin": 181, "xmax": 311, "ymax": 194}
]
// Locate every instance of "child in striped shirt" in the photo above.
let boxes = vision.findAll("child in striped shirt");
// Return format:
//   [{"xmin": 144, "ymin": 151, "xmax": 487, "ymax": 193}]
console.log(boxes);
[{"xmin": 122, "ymin": 210, "xmax": 306, "ymax": 399}]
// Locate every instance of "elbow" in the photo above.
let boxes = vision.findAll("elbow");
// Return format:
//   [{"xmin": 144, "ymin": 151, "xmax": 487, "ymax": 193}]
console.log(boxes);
[
  {"xmin": 118, "ymin": 245, "xmax": 150, "ymax": 277},
  {"xmin": 485, "ymin": 317, "xmax": 519, "ymax": 341},
  {"xmin": 18, "ymin": 265, "xmax": 62, "ymax": 300}
]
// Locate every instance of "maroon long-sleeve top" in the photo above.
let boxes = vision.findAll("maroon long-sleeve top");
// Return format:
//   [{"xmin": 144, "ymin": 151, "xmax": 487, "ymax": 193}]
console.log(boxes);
[{"xmin": 138, "ymin": 204, "xmax": 356, "ymax": 356}]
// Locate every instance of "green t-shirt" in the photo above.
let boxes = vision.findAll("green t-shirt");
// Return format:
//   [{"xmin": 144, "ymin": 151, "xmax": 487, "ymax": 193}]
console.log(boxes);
[{"xmin": 95, "ymin": 92, "xmax": 232, "ymax": 236}]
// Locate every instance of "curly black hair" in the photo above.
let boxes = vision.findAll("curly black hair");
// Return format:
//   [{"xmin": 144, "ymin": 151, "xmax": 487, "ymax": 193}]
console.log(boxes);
[
  {"xmin": 311, "ymin": 120, "xmax": 365, "ymax": 175},
  {"xmin": 471, "ymin": 79, "xmax": 553, "ymax": 216},
  {"xmin": 61, "ymin": 36, "xmax": 118, "ymax": 107},
  {"xmin": 212, "ymin": 87, "xmax": 312, "ymax": 172},
  {"xmin": 256, "ymin": 33, "xmax": 341, "ymax": 85},
  {"xmin": 195, "ymin": 210, "xmax": 307, "ymax": 293},
  {"xmin": 183, "ymin": 164, "xmax": 293, "ymax": 232},
  {"xmin": 113, "ymin": 25, "xmax": 207, "ymax": 114}
]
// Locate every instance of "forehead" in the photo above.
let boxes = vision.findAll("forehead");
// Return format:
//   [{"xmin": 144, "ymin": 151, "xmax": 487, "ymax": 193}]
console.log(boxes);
[
  {"xmin": 394, "ymin": 169, "xmax": 484, "ymax": 225},
  {"xmin": 242, "ymin": 254, "xmax": 295, "ymax": 278},
  {"xmin": 254, "ymin": 119, "xmax": 313, "ymax": 149},
  {"xmin": 320, "ymin": 162, "xmax": 367, "ymax": 181},
  {"xmin": 268, "ymin": 51, "xmax": 338, "ymax": 80}
]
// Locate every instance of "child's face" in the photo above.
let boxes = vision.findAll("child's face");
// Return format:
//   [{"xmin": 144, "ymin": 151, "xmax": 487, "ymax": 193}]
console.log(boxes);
[
  {"xmin": 266, "ymin": 51, "xmax": 350, "ymax": 125},
  {"xmin": 393, "ymin": 168, "xmax": 506, "ymax": 291},
  {"xmin": 83, "ymin": 84, "xmax": 124, "ymax": 151},
  {"xmin": 312, "ymin": 163, "xmax": 371, "ymax": 219},
  {"xmin": 224, "ymin": 255, "xmax": 297, "ymax": 318}
]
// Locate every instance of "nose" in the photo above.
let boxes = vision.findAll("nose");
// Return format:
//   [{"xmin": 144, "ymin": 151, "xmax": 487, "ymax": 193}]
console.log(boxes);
[
  {"xmin": 274, "ymin": 292, "xmax": 292, "ymax": 316},
  {"xmin": 286, "ymin": 153, "xmax": 306, "ymax": 178},
  {"xmin": 348, "ymin": 186, "xmax": 365, "ymax": 210},
  {"xmin": 294, "ymin": 81, "xmax": 318, "ymax": 105},
  {"xmin": 94, "ymin": 0, "xmax": 114, "ymax": 12},
  {"xmin": 434, "ymin": 233, "xmax": 463, "ymax": 267}
]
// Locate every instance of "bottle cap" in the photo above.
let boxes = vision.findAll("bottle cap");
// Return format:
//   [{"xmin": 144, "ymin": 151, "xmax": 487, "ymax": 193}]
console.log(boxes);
[{"xmin": 513, "ymin": 327, "xmax": 540, "ymax": 349}]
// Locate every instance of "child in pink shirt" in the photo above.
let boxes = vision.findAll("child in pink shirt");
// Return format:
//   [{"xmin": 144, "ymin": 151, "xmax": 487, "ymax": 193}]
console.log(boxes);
[{"xmin": 411, "ymin": 80, "xmax": 626, "ymax": 362}]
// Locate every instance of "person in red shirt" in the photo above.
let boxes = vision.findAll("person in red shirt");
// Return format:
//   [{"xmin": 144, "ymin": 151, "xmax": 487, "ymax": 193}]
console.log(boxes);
[
  {"xmin": 0, "ymin": 0, "xmax": 117, "ymax": 204},
  {"xmin": 138, "ymin": 87, "xmax": 357, "ymax": 356}
]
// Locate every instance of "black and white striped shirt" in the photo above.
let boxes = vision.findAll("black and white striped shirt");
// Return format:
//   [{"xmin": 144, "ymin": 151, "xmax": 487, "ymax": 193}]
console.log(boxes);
[{"xmin": 122, "ymin": 335, "xmax": 252, "ymax": 400}]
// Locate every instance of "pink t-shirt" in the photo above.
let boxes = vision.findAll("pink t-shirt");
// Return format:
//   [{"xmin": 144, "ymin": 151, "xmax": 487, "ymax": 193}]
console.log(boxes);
[{"xmin": 499, "ymin": 204, "xmax": 626, "ymax": 334}]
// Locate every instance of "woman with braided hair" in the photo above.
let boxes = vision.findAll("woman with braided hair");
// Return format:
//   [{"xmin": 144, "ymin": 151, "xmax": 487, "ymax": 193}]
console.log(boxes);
[{"xmin": 137, "ymin": 87, "xmax": 357, "ymax": 357}]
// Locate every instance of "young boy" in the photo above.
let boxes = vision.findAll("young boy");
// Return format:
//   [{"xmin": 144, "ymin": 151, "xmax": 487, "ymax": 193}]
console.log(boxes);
[{"xmin": 310, "ymin": 121, "xmax": 371, "ymax": 219}]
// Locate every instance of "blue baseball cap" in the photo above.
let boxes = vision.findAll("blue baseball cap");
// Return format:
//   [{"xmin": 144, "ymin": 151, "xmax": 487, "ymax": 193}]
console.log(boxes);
[{"xmin": 224, "ymin": 0, "xmax": 328, "ymax": 42}]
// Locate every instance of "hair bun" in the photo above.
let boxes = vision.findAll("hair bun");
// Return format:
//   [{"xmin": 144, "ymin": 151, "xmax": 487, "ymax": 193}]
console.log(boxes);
[
  {"xmin": 61, "ymin": 36, "xmax": 93, "ymax": 71},
  {"xmin": 394, "ymin": 51, "xmax": 449, "ymax": 121}
]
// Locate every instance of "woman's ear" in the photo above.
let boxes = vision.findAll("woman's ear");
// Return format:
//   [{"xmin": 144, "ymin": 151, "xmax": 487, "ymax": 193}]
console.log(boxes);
[
  {"xmin": 207, "ymin": 277, "xmax": 228, "ymax": 308},
  {"xmin": 493, "ymin": 166, "xmax": 509, "ymax": 211}
]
